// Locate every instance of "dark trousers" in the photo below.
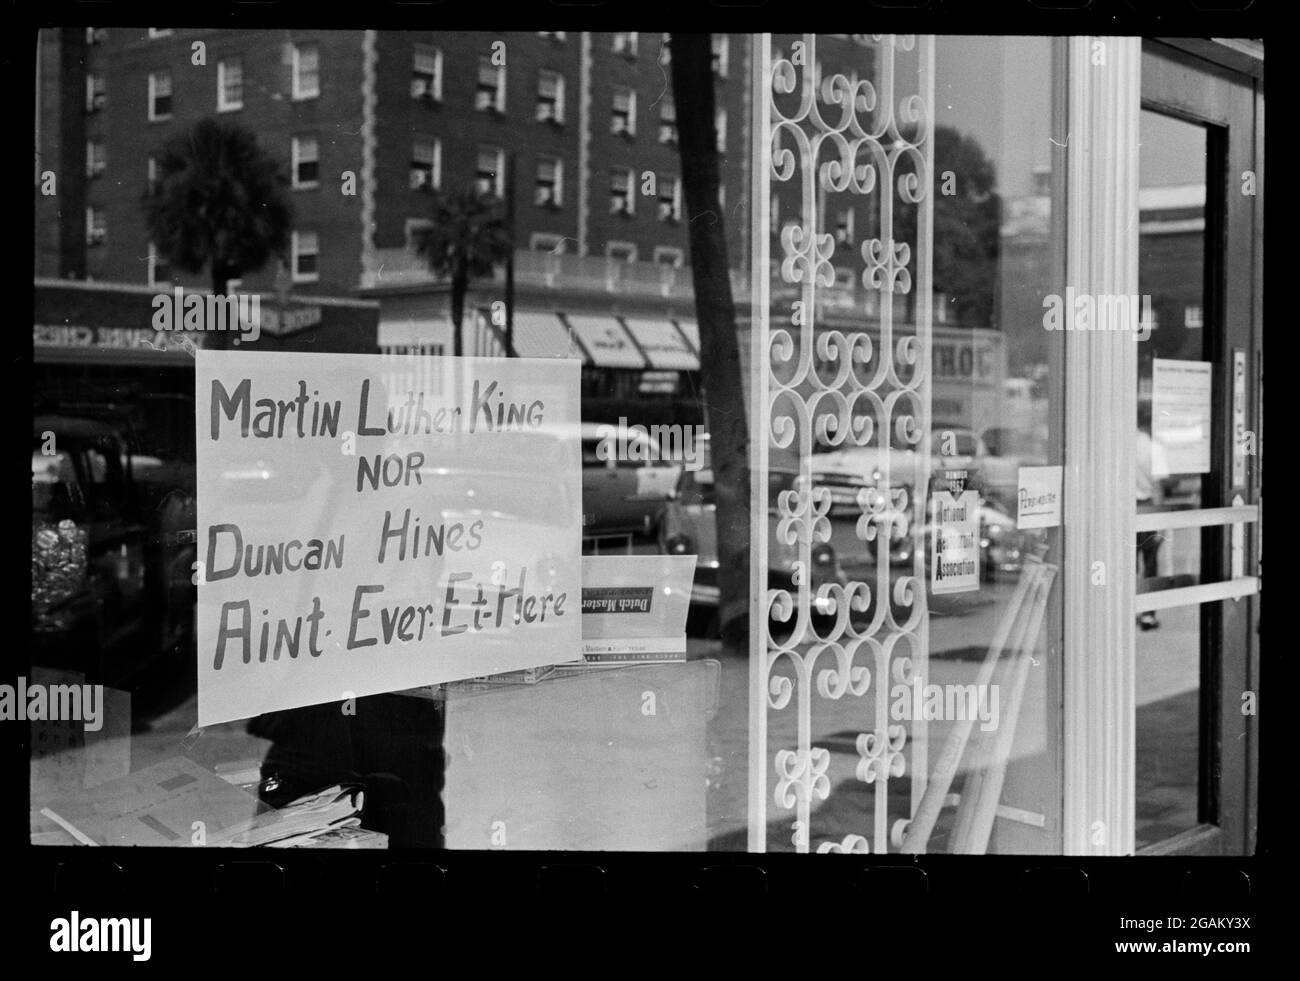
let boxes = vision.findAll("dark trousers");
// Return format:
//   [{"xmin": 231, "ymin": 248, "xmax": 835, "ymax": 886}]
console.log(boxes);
[{"xmin": 250, "ymin": 693, "xmax": 446, "ymax": 848}]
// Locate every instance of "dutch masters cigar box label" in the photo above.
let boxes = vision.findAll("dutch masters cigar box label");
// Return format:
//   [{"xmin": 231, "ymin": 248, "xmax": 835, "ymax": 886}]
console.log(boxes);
[{"xmin": 580, "ymin": 556, "xmax": 696, "ymax": 662}]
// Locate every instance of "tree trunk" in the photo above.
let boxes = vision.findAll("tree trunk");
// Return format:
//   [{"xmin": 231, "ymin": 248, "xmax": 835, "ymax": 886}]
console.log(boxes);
[
  {"xmin": 671, "ymin": 34, "xmax": 751, "ymax": 647},
  {"xmin": 451, "ymin": 273, "xmax": 467, "ymax": 358},
  {"xmin": 206, "ymin": 262, "xmax": 234, "ymax": 351}
]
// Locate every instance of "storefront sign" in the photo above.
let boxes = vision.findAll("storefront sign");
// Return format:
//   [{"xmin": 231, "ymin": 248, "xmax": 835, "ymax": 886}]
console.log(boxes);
[
  {"xmin": 34, "ymin": 323, "xmax": 204, "ymax": 355},
  {"xmin": 1016, "ymin": 465, "xmax": 1063, "ymax": 529},
  {"xmin": 195, "ymin": 351, "xmax": 583, "ymax": 726},
  {"xmin": 1152, "ymin": 358, "xmax": 1212, "ymax": 474},
  {"xmin": 930, "ymin": 471, "xmax": 981, "ymax": 595},
  {"xmin": 580, "ymin": 555, "xmax": 696, "ymax": 662}
]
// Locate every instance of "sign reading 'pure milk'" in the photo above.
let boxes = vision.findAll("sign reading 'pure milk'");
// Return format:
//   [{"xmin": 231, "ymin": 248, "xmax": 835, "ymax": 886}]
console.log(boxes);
[{"xmin": 195, "ymin": 351, "xmax": 582, "ymax": 726}]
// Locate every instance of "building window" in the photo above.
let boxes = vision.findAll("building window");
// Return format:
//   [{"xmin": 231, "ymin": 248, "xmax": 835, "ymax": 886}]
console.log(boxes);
[
  {"xmin": 86, "ymin": 74, "xmax": 106, "ymax": 113},
  {"xmin": 612, "ymin": 32, "xmax": 638, "ymax": 56},
  {"xmin": 606, "ymin": 242, "xmax": 638, "ymax": 263},
  {"xmin": 538, "ymin": 32, "xmax": 567, "ymax": 42},
  {"xmin": 412, "ymin": 45, "xmax": 443, "ymax": 101},
  {"xmin": 612, "ymin": 87, "xmax": 636, "ymax": 136},
  {"xmin": 835, "ymin": 208, "xmax": 855, "ymax": 245},
  {"xmin": 86, "ymin": 28, "xmax": 107, "ymax": 45},
  {"xmin": 476, "ymin": 146, "xmax": 504, "ymax": 198},
  {"xmin": 658, "ymin": 175, "xmax": 681, "ymax": 222},
  {"xmin": 148, "ymin": 29, "xmax": 172, "ymax": 39},
  {"xmin": 85, "ymin": 207, "xmax": 106, "ymax": 246},
  {"xmin": 85, "ymin": 141, "xmax": 106, "ymax": 179},
  {"xmin": 654, "ymin": 246, "xmax": 684, "ymax": 267},
  {"xmin": 148, "ymin": 242, "xmax": 171, "ymax": 287},
  {"xmin": 659, "ymin": 97, "xmax": 677, "ymax": 144},
  {"xmin": 476, "ymin": 56, "xmax": 506, "ymax": 113},
  {"xmin": 535, "ymin": 155, "xmax": 563, "ymax": 208},
  {"xmin": 715, "ymin": 108, "xmax": 727, "ymax": 153},
  {"xmin": 217, "ymin": 58, "xmax": 243, "ymax": 112},
  {"xmin": 147, "ymin": 71, "xmax": 171, "ymax": 121},
  {"xmin": 292, "ymin": 44, "xmax": 320, "ymax": 101},
  {"xmin": 411, "ymin": 138, "xmax": 441, "ymax": 191},
  {"xmin": 536, "ymin": 70, "xmax": 565, "ymax": 124},
  {"xmin": 610, "ymin": 168, "xmax": 635, "ymax": 215},
  {"xmin": 712, "ymin": 35, "xmax": 729, "ymax": 77},
  {"xmin": 291, "ymin": 135, "xmax": 320, "ymax": 189},
  {"xmin": 530, "ymin": 233, "xmax": 566, "ymax": 254},
  {"xmin": 292, "ymin": 230, "xmax": 319, "ymax": 282},
  {"xmin": 1184, "ymin": 305, "xmax": 1203, "ymax": 329}
]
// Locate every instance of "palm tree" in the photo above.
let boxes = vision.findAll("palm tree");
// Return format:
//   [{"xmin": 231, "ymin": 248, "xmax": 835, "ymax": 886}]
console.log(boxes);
[
  {"xmin": 413, "ymin": 187, "xmax": 513, "ymax": 358},
  {"xmin": 143, "ymin": 118, "xmax": 293, "ymax": 349}
]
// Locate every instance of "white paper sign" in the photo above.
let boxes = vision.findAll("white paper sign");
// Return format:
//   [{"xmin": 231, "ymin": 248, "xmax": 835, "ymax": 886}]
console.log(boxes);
[
  {"xmin": 1017, "ymin": 465, "xmax": 1063, "ymax": 529},
  {"xmin": 580, "ymin": 555, "xmax": 697, "ymax": 661},
  {"xmin": 1152, "ymin": 358, "xmax": 1212, "ymax": 474},
  {"xmin": 930, "ymin": 481, "xmax": 981, "ymax": 595},
  {"xmin": 196, "ymin": 351, "xmax": 582, "ymax": 726}
]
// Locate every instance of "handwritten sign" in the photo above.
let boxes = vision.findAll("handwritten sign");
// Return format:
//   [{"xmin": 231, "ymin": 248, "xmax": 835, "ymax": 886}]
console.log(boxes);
[
  {"xmin": 195, "ymin": 351, "xmax": 582, "ymax": 726},
  {"xmin": 1017, "ymin": 465, "xmax": 1063, "ymax": 530}
]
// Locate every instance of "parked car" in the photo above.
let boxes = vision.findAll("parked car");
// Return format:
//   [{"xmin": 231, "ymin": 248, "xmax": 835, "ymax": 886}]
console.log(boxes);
[
  {"xmin": 657, "ymin": 460, "xmax": 849, "ymax": 639},
  {"xmin": 581, "ymin": 421, "xmax": 681, "ymax": 545},
  {"xmin": 32, "ymin": 415, "xmax": 195, "ymax": 684}
]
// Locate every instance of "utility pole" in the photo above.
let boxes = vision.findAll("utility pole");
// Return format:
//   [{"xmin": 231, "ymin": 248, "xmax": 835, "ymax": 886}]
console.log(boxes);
[{"xmin": 505, "ymin": 151, "xmax": 517, "ymax": 357}]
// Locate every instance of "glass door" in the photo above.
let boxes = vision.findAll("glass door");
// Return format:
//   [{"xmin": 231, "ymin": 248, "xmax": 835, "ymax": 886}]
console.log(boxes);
[{"xmin": 1135, "ymin": 42, "xmax": 1261, "ymax": 855}]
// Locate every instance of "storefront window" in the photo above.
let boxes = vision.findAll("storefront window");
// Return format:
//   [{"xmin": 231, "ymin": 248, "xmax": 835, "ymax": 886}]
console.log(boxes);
[{"xmin": 28, "ymin": 30, "xmax": 1259, "ymax": 857}]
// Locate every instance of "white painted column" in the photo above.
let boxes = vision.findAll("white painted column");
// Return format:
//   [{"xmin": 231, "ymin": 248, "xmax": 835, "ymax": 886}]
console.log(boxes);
[{"xmin": 1062, "ymin": 36, "xmax": 1140, "ymax": 856}]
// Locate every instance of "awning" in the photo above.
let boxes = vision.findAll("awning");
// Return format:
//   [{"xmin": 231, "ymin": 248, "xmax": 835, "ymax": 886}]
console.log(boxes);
[
  {"xmin": 675, "ymin": 320, "xmax": 701, "ymax": 353},
  {"xmin": 621, "ymin": 317, "xmax": 699, "ymax": 370},
  {"xmin": 511, "ymin": 311, "xmax": 582, "ymax": 360},
  {"xmin": 378, "ymin": 316, "xmax": 448, "ymax": 350},
  {"xmin": 564, "ymin": 314, "xmax": 647, "ymax": 369}
]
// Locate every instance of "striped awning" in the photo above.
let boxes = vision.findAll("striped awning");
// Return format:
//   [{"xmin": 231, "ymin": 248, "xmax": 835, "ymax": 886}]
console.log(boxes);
[
  {"xmin": 512, "ymin": 311, "xmax": 583, "ymax": 359},
  {"xmin": 622, "ymin": 317, "xmax": 699, "ymax": 370},
  {"xmin": 564, "ymin": 314, "xmax": 647, "ymax": 368}
]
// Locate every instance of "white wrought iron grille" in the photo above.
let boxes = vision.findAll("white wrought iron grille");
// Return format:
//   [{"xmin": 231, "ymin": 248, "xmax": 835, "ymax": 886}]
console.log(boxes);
[{"xmin": 750, "ymin": 33, "xmax": 935, "ymax": 854}]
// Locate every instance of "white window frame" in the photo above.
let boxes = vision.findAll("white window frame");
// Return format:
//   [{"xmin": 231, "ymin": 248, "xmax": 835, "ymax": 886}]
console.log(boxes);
[
  {"xmin": 610, "ymin": 167, "xmax": 635, "ymax": 215},
  {"xmin": 291, "ymin": 230, "xmax": 320, "ymax": 283},
  {"xmin": 291, "ymin": 134, "xmax": 320, "ymax": 190},
  {"xmin": 85, "ymin": 140, "xmax": 106, "ymax": 179},
  {"xmin": 217, "ymin": 57, "xmax": 243, "ymax": 112},
  {"xmin": 292, "ymin": 44, "xmax": 320, "ymax": 101},
  {"xmin": 535, "ymin": 155, "xmax": 563, "ymax": 208},
  {"xmin": 147, "ymin": 70, "xmax": 171, "ymax": 121},
  {"xmin": 476, "ymin": 145, "xmax": 505, "ymax": 198},
  {"xmin": 613, "ymin": 32, "xmax": 638, "ymax": 56},
  {"xmin": 658, "ymin": 174, "xmax": 682, "ymax": 222},
  {"xmin": 147, "ymin": 242, "xmax": 171, "ymax": 287},
  {"xmin": 412, "ymin": 45, "xmax": 443, "ymax": 102},
  {"xmin": 653, "ymin": 246, "xmax": 684, "ymax": 268},
  {"xmin": 476, "ymin": 56, "xmax": 506, "ymax": 114},
  {"xmin": 659, "ymin": 97, "xmax": 677, "ymax": 144},
  {"xmin": 1184, "ymin": 304, "xmax": 1204, "ymax": 329},
  {"xmin": 612, "ymin": 87, "xmax": 637, "ymax": 136},
  {"xmin": 85, "ymin": 207, "xmax": 106, "ymax": 246},
  {"xmin": 536, "ymin": 70, "xmax": 565, "ymax": 124},
  {"xmin": 411, "ymin": 137, "xmax": 442, "ymax": 191},
  {"xmin": 605, "ymin": 241, "xmax": 638, "ymax": 263},
  {"xmin": 712, "ymin": 35, "xmax": 729, "ymax": 77},
  {"xmin": 530, "ymin": 232, "xmax": 566, "ymax": 254}
]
